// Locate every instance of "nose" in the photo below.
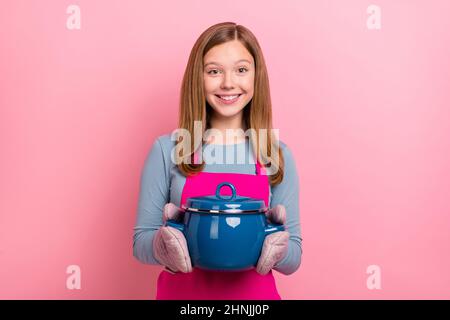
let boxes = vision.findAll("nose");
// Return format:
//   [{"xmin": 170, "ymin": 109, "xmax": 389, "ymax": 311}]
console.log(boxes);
[{"xmin": 220, "ymin": 71, "xmax": 235, "ymax": 90}]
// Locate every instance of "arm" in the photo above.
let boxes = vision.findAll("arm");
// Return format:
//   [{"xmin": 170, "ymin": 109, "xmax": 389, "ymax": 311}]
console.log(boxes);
[
  {"xmin": 133, "ymin": 137, "xmax": 169, "ymax": 265},
  {"xmin": 270, "ymin": 144, "xmax": 303, "ymax": 275}
]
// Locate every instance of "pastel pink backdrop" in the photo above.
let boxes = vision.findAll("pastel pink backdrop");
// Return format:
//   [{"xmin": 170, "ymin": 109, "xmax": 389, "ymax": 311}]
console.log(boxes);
[{"xmin": 1, "ymin": 0, "xmax": 449, "ymax": 299}]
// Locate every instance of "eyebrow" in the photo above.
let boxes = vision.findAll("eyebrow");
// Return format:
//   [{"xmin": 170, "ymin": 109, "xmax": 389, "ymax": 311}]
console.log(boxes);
[{"xmin": 204, "ymin": 59, "xmax": 252, "ymax": 67}]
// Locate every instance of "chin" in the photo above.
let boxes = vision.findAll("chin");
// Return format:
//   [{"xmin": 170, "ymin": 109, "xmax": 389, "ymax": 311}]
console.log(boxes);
[
  {"xmin": 212, "ymin": 106, "xmax": 245, "ymax": 118},
  {"xmin": 209, "ymin": 99, "xmax": 244, "ymax": 114}
]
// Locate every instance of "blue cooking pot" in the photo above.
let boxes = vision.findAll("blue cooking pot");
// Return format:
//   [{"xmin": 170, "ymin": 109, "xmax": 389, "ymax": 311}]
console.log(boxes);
[{"xmin": 165, "ymin": 182, "xmax": 285, "ymax": 272}]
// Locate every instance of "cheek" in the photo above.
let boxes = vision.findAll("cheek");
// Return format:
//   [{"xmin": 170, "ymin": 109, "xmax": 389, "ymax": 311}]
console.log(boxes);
[
  {"xmin": 242, "ymin": 76, "xmax": 254, "ymax": 92},
  {"xmin": 203, "ymin": 78, "xmax": 220, "ymax": 93}
]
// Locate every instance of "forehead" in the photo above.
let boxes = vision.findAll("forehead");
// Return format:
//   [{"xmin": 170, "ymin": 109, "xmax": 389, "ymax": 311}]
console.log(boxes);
[{"xmin": 204, "ymin": 40, "xmax": 254, "ymax": 66}]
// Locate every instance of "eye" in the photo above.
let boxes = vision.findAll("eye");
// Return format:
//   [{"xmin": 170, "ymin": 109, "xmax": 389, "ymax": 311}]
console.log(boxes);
[
  {"xmin": 238, "ymin": 67, "xmax": 248, "ymax": 73},
  {"xmin": 207, "ymin": 69, "xmax": 219, "ymax": 75}
]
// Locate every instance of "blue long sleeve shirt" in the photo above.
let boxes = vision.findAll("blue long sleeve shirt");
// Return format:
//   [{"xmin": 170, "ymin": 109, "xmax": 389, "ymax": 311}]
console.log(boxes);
[{"xmin": 133, "ymin": 133, "xmax": 303, "ymax": 275}]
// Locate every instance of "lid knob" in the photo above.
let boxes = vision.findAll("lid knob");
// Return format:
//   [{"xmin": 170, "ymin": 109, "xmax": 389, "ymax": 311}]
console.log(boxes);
[{"xmin": 215, "ymin": 182, "xmax": 237, "ymax": 201}]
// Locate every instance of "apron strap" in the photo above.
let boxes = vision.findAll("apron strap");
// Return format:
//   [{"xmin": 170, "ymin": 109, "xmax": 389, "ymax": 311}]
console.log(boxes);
[{"xmin": 255, "ymin": 159, "xmax": 266, "ymax": 176}]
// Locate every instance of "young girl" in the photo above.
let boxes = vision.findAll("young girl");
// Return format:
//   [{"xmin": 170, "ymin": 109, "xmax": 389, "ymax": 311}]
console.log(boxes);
[{"xmin": 133, "ymin": 22, "xmax": 302, "ymax": 300}]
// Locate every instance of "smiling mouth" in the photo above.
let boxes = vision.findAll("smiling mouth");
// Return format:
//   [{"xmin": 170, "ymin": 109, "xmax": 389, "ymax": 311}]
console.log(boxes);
[{"xmin": 215, "ymin": 94, "xmax": 242, "ymax": 104}]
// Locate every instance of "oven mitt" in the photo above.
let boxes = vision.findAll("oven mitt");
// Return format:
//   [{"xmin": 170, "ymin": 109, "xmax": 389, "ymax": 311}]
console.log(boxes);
[
  {"xmin": 256, "ymin": 204, "xmax": 290, "ymax": 275},
  {"xmin": 152, "ymin": 203, "xmax": 193, "ymax": 273}
]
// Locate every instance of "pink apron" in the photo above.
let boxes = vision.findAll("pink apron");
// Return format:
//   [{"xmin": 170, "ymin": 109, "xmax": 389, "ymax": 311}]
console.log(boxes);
[{"xmin": 155, "ymin": 147, "xmax": 281, "ymax": 300}]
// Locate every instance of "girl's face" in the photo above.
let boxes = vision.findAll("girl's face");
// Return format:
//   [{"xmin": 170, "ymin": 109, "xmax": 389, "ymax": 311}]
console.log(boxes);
[{"xmin": 203, "ymin": 40, "xmax": 255, "ymax": 121}]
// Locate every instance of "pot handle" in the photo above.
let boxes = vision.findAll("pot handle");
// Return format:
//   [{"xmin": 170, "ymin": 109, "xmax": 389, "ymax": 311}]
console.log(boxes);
[
  {"xmin": 165, "ymin": 220, "xmax": 185, "ymax": 233},
  {"xmin": 264, "ymin": 223, "xmax": 285, "ymax": 236},
  {"xmin": 215, "ymin": 182, "xmax": 237, "ymax": 201}
]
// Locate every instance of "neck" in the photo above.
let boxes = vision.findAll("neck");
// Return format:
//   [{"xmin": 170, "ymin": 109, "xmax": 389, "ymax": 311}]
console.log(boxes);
[{"xmin": 208, "ymin": 110, "xmax": 247, "ymax": 144}]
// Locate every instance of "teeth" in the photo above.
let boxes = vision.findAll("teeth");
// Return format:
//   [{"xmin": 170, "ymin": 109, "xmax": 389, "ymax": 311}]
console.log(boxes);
[{"xmin": 219, "ymin": 95, "xmax": 239, "ymax": 100}]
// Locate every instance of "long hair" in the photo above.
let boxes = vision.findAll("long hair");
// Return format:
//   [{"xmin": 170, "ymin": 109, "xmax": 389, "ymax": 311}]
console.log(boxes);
[{"xmin": 175, "ymin": 22, "xmax": 284, "ymax": 186}]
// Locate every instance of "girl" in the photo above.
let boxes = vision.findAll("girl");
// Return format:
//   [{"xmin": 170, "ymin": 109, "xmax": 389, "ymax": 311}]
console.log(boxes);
[{"xmin": 133, "ymin": 22, "xmax": 302, "ymax": 300}]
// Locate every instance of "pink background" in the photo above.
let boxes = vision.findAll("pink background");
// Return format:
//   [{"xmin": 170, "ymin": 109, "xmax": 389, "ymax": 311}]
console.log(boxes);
[{"xmin": 1, "ymin": 0, "xmax": 449, "ymax": 299}]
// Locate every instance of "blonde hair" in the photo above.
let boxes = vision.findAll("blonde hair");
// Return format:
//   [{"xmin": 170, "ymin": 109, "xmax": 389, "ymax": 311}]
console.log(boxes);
[{"xmin": 175, "ymin": 22, "xmax": 284, "ymax": 187}]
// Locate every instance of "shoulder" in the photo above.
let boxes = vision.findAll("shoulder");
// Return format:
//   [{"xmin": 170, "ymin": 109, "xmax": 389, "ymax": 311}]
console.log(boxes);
[
  {"xmin": 147, "ymin": 133, "xmax": 174, "ymax": 163},
  {"xmin": 279, "ymin": 140, "xmax": 288, "ymax": 152},
  {"xmin": 155, "ymin": 132, "xmax": 176, "ymax": 153},
  {"xmin": 141, "ymin": 133, "xmax": 177, "ymax": 178},
  {"xmin": 278, "ymin": 140, "xmax": 295, "ymax": 161},
  {"xmin": 276, "ymin": 140, "xmax": 298, "ymax": 178}
]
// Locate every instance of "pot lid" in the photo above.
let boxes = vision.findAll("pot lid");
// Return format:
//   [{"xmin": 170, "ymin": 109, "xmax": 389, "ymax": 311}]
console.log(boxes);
[{"xmin": 182, "ymin": 182, "xmax": 267, "ymax": 214}]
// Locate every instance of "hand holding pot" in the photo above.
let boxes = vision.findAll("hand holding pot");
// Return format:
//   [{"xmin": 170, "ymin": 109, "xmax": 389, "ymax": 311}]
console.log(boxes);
[
  {"xmin": 152, "ymin": 203, "xmax": 193, "ymax": 273},
  {"xmin": 265, "ymin": 204, "xmax": 287, "ymax": 225},
  {"xmin": 164, "ymin": 183, "xmax": 286, "ymax": 271},
  {"xmin": 256, "ymin": 205, "xmax": 290, "ymax": 275}
]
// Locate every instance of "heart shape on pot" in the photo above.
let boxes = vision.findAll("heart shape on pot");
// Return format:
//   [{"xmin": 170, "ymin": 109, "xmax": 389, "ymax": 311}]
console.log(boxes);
[{"xmin": 226, "ymin": 217, "xmax": 241, "ymax": 228}]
